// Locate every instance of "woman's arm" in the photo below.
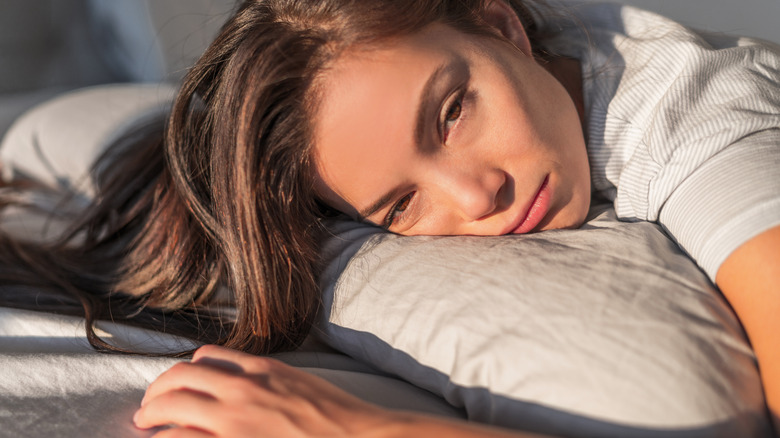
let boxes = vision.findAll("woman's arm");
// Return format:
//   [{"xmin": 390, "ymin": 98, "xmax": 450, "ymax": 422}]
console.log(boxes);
[
  {"xmin": 134, "ymin": 345, "xmax": 551, "ymax": 438},
  {"xmin": 716, "ymin": 224, "xmax": 780, "ymax": 434}
]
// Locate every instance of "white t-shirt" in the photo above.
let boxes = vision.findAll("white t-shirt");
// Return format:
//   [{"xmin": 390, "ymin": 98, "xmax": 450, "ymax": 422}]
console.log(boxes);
[{"xmin": 544, "ymin": 2, "xmax": 780, "ymax": 281}]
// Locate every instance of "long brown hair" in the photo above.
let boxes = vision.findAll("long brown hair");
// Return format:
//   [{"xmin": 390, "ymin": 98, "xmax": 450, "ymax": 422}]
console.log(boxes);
[{"xmin": 0, "ymin": 0, "xmax": 552, "ymax": 355}]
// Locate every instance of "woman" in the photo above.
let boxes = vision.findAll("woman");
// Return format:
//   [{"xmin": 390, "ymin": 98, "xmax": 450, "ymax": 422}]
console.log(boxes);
[{"xmin": 1, "ymin": 0, "xmax": 778, "ymax": 436}]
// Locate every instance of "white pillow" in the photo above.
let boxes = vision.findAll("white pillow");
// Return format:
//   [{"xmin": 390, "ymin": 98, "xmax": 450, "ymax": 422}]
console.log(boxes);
[
  {"xmin": 1, "ymin": 83, "xmax": 176, "ymax": 198},
  {"xmin": 317, "ymin": 205, "xmax": 771, "ymax": 437},
  {"xmin": 0, "ymin": 84, "xmax": 175, "ymax": 241}
]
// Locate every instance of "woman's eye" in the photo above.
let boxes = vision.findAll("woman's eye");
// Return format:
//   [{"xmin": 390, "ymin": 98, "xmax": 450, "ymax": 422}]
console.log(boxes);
[
  {"xmin": 383, "ymin": 192, "xmax": 414, "ymax": 228},
  {"xmin": 441, "ymin": 97, "xmax": 463, "ymax": 141}
]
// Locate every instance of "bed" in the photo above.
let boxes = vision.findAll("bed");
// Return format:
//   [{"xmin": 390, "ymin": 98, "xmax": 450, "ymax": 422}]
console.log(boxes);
[{"xmin": 1, "ymin": 1, "xmax": 778, "ymax": 437}]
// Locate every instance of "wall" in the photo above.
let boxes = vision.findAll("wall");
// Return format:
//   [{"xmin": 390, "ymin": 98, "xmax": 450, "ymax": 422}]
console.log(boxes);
[{"xmin": 588, "ymin": 0, "xmax": 780, "ymax": 44}]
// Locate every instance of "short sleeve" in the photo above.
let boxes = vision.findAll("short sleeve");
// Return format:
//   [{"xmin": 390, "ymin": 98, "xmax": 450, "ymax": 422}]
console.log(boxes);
[{"xmin": 659, "ymin": 129, "xmax": 780, "ymax": 280}]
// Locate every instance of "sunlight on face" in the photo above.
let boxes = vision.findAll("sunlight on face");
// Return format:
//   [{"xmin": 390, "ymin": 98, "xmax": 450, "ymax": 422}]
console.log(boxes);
[{"xmin": 312, "ymin": 22, "xmax": 591, "ymax": 236}]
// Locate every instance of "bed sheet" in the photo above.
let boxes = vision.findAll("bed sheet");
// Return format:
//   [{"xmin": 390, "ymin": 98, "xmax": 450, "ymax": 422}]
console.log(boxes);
[{"xmin": 0, "ymin": 306, "xmax": 463, "ymax": 438}]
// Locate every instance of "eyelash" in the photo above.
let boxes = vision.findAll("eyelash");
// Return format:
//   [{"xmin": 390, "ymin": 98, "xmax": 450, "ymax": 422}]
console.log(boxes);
[
  {"xmin": 441, "ymin": 90, "xmax": 466, "ymax": 143},
  {"xmin": 383, "ymin": 192, "xmax": 415, "ymax": 228}
]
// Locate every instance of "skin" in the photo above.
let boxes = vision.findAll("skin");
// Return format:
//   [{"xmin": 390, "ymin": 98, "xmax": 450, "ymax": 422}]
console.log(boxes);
[
  {"xmin": 717, "ymin": 225, "xmax": 780, "ymax": 434},
  {"xmin": 135, "ymin": 1, "xmax": 779, "ymax": 436}
]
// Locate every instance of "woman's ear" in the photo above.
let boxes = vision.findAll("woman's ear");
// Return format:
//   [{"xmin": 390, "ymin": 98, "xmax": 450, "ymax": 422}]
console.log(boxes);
[{"xmin": 481, "ymin": 0, "xmax": 533, "ymax": 55}]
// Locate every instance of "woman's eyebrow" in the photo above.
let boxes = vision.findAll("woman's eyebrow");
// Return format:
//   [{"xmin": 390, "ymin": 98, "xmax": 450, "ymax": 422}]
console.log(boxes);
[
  {"xmin": 414, "ymin": 62, "xmax": 448, "ymax": 154},
  {"xmin": 414, "ymin": 60, "xmax": 468, "ymax": 154},
  {"xmin": 357, "ymin": 186, "xmax": 405, "ymax": 222}
]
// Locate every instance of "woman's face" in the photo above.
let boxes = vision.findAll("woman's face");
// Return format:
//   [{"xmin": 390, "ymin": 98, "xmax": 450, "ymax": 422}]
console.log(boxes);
[{"xmin": 312, "ymin": 22, "xmax": 590, "ymax": 236}]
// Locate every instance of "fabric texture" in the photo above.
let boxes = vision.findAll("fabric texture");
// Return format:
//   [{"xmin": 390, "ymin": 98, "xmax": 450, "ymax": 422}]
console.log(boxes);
[
  {"xmin": 318, "ymin": 206, "xmax": 769, "ymax": 437},
  {"xmin": 0, "ymin": 307, "xmax": 462, "ymax": 438}
]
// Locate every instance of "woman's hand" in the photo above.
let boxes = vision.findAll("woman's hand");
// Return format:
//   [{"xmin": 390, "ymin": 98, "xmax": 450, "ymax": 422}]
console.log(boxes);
[
  {"xmin": 135, "ymin": 344, "xmax": 547, "ymax": 438},
  {"xmin": 133, "ymin": 344, "xmax": 400, "ymax": 437}
]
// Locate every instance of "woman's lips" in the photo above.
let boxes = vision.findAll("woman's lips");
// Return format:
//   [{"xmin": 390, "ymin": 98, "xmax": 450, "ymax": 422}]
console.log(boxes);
[{"xmin": 508, "ymin": 176, "xmax": 551, "ymax": 235}]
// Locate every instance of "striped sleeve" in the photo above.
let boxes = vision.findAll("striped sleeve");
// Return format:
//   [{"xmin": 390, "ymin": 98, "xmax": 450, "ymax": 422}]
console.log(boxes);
[
  {"xmin": 658, "ymin": 129, "xmax": 780, "ymax": 280},
  {"xmin": 574, "ymin": 4, "xmax": 780, "ymax": 281}
]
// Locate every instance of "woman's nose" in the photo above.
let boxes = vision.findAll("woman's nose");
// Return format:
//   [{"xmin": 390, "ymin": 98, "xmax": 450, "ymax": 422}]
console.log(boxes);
[{"xmin": 438, "ymin": 167, "xmax": 506, "ymax": 221}]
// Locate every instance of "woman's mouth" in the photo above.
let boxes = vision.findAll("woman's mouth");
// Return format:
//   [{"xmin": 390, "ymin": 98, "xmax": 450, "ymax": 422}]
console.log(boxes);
[{"xmin": 507, "ymin": 175, "xmax": 551, "ymax": 235}]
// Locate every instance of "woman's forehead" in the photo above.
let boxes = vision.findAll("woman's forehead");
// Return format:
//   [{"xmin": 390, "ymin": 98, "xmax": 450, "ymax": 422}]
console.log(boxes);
[
  {"xmin": 311, "ymin": 25, "xmax": 466, "ymax": 210},
  {"xmin": 311, "ymin": 51, "xmax": 426, "ymax": 216}
]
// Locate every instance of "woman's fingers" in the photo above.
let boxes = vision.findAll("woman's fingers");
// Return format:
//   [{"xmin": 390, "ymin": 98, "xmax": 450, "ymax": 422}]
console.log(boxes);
[
  {"xmin": 141, "ymin": 361, "xmax": 272, "ymax": 407},
  {"xmin": 144, "ymin": 344, "xmax": 280, "ymax": 408},
  {"xmin": 134, "ymin": 388, "xmax": 220, "ymax": 430},
  {"xmin": 138, "ymin": 346, "xmax": 401, "ymax": 437}
]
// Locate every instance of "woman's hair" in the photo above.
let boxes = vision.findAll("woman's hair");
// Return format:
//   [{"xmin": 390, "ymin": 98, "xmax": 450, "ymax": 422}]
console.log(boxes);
[{"xmin": 0, "ymin": 0, "xmax": 552, "ymax": 355}]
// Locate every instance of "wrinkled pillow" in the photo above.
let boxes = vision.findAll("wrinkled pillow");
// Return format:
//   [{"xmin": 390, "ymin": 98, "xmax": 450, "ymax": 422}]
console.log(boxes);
[
  {"xmin": 1, "ymin": 83, "xmax": 175, "ymax": 198},
  {"xmin": 0, "ymin": 84, "xmax": 175, "ymax": 241},
  {"xmin": 316, "ymin": 205, "xmax": 770, "ymax": 437}
]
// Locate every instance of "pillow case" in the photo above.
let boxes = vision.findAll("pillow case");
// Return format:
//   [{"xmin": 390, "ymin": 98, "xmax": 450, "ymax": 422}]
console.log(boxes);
[
  {"xmin": 1, "ymin": 83, "xmax": 176, "ymax": 198},
  {"xmin": 317, "ymin": 205, "xmax": 771, "ymax": 437},
  {"xmin": 0, "ymin": 83, "xmax": 175, "ymax": 241}
]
